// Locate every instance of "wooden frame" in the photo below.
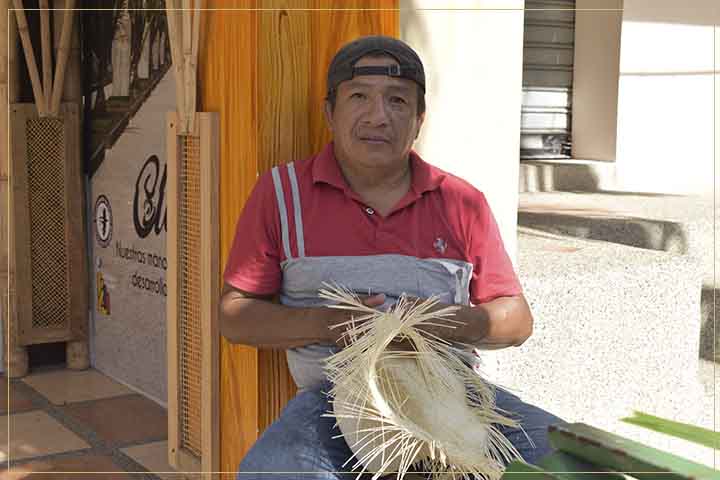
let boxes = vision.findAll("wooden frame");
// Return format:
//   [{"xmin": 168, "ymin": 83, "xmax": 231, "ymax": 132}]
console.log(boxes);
[
  {"xmin": 10, "ymin": 102, "xmax": 86, "ymax": 346},
  {"xmin": 167, "ymin": 111, "xmax": 220, "ymax": 475}
]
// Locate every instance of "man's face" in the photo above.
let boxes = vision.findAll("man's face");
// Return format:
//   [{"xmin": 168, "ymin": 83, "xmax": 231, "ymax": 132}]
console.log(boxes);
[{"xmin": 325, "ymin": 55, "xmax": 425, "ymax": 173}]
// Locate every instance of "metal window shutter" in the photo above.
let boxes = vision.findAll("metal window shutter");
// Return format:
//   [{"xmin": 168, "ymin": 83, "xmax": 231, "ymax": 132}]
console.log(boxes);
[{"xmin": 521, "ymin": 0, "xmax": 575, "ymax": 159}]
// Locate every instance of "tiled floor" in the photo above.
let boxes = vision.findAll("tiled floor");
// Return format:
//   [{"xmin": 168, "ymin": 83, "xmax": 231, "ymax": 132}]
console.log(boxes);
[{"xmin": 1, "ymin": 367, "xmax": 196, "ymax": 479}]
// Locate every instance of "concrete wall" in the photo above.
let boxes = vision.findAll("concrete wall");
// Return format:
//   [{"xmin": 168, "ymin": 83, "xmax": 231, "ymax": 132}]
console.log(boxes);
[
  {"xmin": 621, "ymin": 0, "xmax": 719, "ymax": 25},
  {"xmin": 400, "ymin": 0, "xmax": 525, "ymax": 265},
  {"xmin": 614, "ymin": 0, "xmax": 718, "ymax": 194},
  {"xmin": 571, "ymin": 0, "xmax": 622, "ymax": 162},
  {"xmin": 570, "ymin": 0, "xmax": 719, "ymax": 194}
]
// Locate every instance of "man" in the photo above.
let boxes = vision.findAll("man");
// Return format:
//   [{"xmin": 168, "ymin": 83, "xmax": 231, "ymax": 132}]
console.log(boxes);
[{"xmin": 221, "ymin": 35, "xmax": 563, "ymax": 478}]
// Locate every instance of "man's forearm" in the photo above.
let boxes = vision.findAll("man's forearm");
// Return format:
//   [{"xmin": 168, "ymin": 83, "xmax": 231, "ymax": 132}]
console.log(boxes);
[
  {"xmin": 421, "ymin": 296, "xmax": 533, "ymax": 349},
  {"xmin": 220, "ymin": 295, "xmax": 335, "ymax": 349}
]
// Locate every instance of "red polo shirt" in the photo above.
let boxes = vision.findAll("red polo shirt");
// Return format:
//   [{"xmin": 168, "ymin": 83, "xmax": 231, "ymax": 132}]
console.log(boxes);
[{"xmin": 223, "ymin": 142, "xmax": 522, "ymax": 304}]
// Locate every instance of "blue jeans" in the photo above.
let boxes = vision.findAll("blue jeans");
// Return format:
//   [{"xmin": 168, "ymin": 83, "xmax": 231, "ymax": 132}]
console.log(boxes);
[{"xmin": 237, "ymin": 382, "xmax": 564, "ymax": 479}]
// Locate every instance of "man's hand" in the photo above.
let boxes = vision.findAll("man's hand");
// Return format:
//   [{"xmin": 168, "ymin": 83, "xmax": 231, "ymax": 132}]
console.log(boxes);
[
  {"xmin": 324, "ymin": 293, "xmax": 386, "ymax": 345},
  {"xmin": 386, "ymin": 294, "xmax": 534, "ymax": 350}
]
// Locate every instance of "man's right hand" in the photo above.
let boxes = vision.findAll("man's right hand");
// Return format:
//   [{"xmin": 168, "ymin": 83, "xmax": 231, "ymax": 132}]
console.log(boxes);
[
  {"xmin": 220, "ymin": 282, "xmax": 389, "ymax": 349},
  {"xmin": 325, "ymin": 293, "xmax": 386, "ymax": 345}
]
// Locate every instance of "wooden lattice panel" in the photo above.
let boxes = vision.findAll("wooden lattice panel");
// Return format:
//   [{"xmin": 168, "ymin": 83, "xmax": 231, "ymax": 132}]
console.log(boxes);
[
  {"xmin": 26, "ymin": 118, "xmax": 70, "ymax": 330},
  {"xmin": 10, "ymin": 103, "xmax": 85, "ymax": 347},
  {"xmin": 179, "ymin": 134, "xmax": 202, "ymax": 458},
  {"xmin": 167, "ymin": 112, "xmax": 219, "ymax": 475}
]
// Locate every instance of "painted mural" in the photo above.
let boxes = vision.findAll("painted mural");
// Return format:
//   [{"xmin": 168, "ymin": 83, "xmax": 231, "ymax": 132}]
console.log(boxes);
[{"xmin": 83, "ymin": 0, "xmax": 174, "ymax": 403}]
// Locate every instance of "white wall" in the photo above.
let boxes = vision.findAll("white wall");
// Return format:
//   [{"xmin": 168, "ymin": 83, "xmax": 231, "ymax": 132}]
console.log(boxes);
[
  {"xmin": 400, "ymin": 0, "xmax": 525, "ymax": 265},
  {"xmin": 716, "ymin": 26, "xmax": 720, "ymax": 208},
  {"xmin": 613, "ymin": 0, "xmax": 719, "ymax": 194}
]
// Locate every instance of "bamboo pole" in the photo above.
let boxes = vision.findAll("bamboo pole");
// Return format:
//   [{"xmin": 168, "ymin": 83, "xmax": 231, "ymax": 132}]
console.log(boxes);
[
  {"xmin": 1, "ymin": 0, "xmax": 10, "ymax": 375},
  {"xmin": 39, "ymin": 0, "xmax": 51, "ymax": 113},
  {"xmin": 166, "ymin": 0, "xmax": 186, "ymax": 133},
  {"xmin": 52, "ymin": 0, "xmax": 79, "ymax": 103},
  {"xmin": 52, "ymin": 0, "xmax": 86, "ymax": 368},
  {"xmin": 182, "ymin": 0, "xmax": 191, "ymax": 55},
  {"xmin": 191, "ymin": 0, "xmax": 200, "ymax": 67},
  {"xmin": 50, "ymin": 0, "xmax": 75, "ymax": 116},
  {"xmin": 182, "ymin": 0, "xmax": 192, "ymax": 133},
  {"xmin": 184, "ymin": 0, "xmax": 199, "ymax": 134},
  {"xmin": 8, "ymin": 0, "xmax": 20, "ymax": 103},
  {"xmin": 4, "ymin": 0, "xmax": 29, "ymax": 378},
  {"xmin": 13, "ymin": 0, "xmax": 47, "ymax": 116}
]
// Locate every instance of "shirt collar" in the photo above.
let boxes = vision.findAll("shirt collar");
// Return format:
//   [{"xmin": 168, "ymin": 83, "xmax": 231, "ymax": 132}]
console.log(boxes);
[{"xmin": 312, "ymin": 142, "xmax": 446, "ymax": 195}]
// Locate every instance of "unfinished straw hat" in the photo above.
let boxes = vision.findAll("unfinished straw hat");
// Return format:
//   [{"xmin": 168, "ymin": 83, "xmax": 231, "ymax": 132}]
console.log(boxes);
[{"xmin": 319, "ymin": 284, "xmax": 525, "ymax": 480}]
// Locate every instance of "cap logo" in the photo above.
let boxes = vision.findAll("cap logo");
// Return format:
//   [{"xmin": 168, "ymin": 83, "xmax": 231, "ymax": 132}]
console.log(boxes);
[{"xmin": 434, "ymin": 237, "xmax": 447, "ymax": 254}]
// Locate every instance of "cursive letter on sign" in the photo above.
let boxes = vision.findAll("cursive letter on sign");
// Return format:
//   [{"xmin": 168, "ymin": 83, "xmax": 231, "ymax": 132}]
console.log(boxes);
[{"xmin": 133, "ymin": 155, "xmax": 167, "ymax": 238}]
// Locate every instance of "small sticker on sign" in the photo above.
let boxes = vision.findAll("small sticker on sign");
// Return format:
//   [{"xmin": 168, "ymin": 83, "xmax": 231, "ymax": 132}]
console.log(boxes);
[
  {"xmin": 97, "ymin": 271, "xmax": 111, "ymax": 315},
  {"xmin": 94, "ymin": 195, "xmax": 113, "ymax": 248}
]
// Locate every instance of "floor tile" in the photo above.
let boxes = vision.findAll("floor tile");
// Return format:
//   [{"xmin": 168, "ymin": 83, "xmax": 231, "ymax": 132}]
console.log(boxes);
[
  {"xmin": 59, "ymin": 394, "xmax": 167, "ymax": 447},
  {"xmin": 0, "ymin": 380, "xmax": 36, "ymax": 415},
  {"xmin": 0, "ymin": 411, "xmax": 90, "ymax": 462},
  {"xmin": 21, "ymin": 369, "xmax": 134, "ymax": 405},
  {"xmin": 122, "ymin": 441, "xmax": 199, "ymax": 480},
  {"xmin": 0, "ymin": 453, "xmax": 128, "ymax": 479}
]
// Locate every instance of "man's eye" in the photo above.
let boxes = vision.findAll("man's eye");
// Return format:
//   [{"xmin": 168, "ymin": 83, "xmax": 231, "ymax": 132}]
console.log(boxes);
[
  {"xmin": 390, "ymin": 96, "xmax": 407, "ymax": 104},
  {"xmin": 350, "ymin": 92, "xmax": 366, "ymax": 99}
]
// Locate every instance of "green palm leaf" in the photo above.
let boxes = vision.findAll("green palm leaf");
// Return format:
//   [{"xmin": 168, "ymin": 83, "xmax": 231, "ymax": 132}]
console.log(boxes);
[{"xmin": 621, "ymin": 411, "xmax": 720, "ymax": 450}]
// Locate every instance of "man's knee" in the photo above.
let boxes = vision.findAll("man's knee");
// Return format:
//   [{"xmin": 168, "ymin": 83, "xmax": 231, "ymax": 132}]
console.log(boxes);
[
  {"xmin": 238, "ymin": 425, "xmax": 312, "ymax": 473},
  {"xmin": 494, "ymin": 387, "xmax": 566, "ymax": 465},
  {"xmin": 236, "ymin": 383, "xmax": 341, "ymax": 476}
]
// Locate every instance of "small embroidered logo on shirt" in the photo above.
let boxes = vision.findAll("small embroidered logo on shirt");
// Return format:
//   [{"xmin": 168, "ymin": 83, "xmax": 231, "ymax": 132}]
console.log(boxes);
[{"xmin": 433, "ymin": 237, "xmax": 447, "ymax": 254}]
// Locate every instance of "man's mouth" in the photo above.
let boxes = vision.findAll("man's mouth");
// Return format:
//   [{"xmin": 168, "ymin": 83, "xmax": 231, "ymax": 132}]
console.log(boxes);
[{"xmin": 358, "ymin": 136, "xmax": 390, "ymax": 144}]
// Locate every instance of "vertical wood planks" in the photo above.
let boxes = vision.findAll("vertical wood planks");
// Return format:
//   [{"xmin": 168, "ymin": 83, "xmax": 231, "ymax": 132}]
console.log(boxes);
[
  {"xmin": 198, "ymin": 1, "xmax": 260, "ymax": 473},
  {"xmin": 198, "ymin": 0, "xmax": 398, "ymax": 473}
]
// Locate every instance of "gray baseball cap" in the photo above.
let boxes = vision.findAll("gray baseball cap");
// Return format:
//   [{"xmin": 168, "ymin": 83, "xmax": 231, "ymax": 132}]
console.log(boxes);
[{"xmin": 326, "ymin": 35, "xmax": 426, "ymax": 96}]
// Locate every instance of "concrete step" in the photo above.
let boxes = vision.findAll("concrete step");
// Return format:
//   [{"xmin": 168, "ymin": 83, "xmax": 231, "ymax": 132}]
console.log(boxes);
[
  {"xmin": 519, "ymin": 210, "xmax": 688, "ymax": 255},
  {"xmin": 517, "ymin": 191, "xmax": 717, "ymax": 361},
  {"xmin": 519, "ymin": 159, "xmax": 616, "ymax": 193}
]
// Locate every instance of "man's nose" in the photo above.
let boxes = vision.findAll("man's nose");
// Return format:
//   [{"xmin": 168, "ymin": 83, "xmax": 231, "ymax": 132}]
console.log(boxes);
[{"xmin": 363, "ymin": 95, "xmax": 390, "ymax": 125}]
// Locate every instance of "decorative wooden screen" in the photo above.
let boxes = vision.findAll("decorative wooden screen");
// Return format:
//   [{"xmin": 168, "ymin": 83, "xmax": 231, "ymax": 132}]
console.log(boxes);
[
  {"xmin": 5, "ymin": 2, "xmax": 85, "ymax": 378},
  {"xmin": 165, "ymin": 2, "xmax": 219, "ymax": 475},
  {"xmin": 167, "ymin": 112, "xmax": 220, "ymax": 475},
  {"xmin": 10, "ymin": 103, "xmax": 86, "ymax": 346}
]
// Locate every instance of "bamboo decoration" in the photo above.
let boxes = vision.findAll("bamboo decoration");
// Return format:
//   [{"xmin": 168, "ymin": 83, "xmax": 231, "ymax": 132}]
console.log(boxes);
[
  {"xmin": 319, "ymin": 285, "xmax": 523, "ymax": 479},
  {"xmin": 165, "ymin": 0, "xmax": 185, "ymax": 129},
  {"xmin": 39, "ymin": 0, "xmax": 51, "ymax": 113},
  {"xmin": 13, "ymin": 0, "xmax": 47, "ymax": 116},
  {"xmin": 50, "ymin": 0, "xmax": 75, "ymax": 116},
  {"xmin": 187, "ymin": 0, "xmax": 200, "ymax": 134},
  {"xmin": 9, "ymin": 0, "xmax": 87, "ymax": 376},
  {"xmin": 13, "ymin": 0, "xmax": 75, "ymax": 117},
  {"xmin": 165, "ymin": 0, "xmax": 201, "ymax": 135},
  {"xmin": 165, "ymin": 3, "xmax": 219, "ymax": 475},
  {"xmin": 182, "ymin": 0, "xmax": 192, "ymax": 128}
]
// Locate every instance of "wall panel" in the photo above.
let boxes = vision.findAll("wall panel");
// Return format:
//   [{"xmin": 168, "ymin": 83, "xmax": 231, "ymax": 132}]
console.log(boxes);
[{"xmin": 199, "ymin": 0, "xmax": 397, "ymax": 470}]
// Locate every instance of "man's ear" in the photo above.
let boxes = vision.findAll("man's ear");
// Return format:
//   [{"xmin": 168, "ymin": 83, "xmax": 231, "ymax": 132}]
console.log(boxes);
[
  {"xmin": 415, "ymin": 112, "xmax": 425, "ymax": 140},
  {"xmin": 324, "ymin": 101, "xmax": 334, "ymax": 133}
]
